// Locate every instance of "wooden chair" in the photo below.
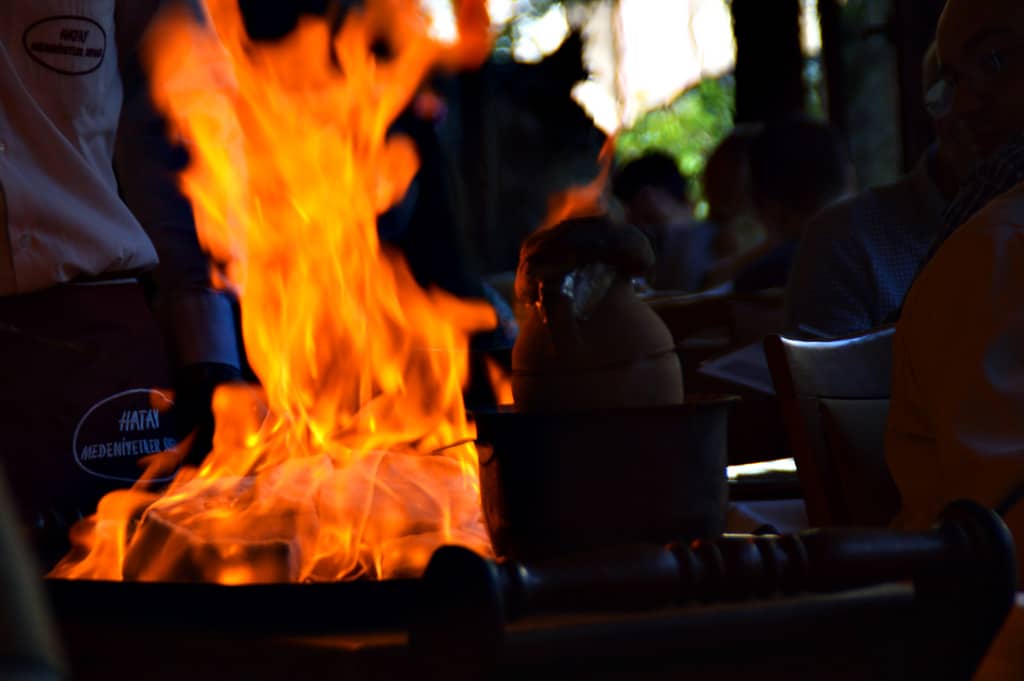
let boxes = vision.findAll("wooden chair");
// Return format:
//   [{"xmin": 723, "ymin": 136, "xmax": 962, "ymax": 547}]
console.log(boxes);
[
  {"xmin": 0, "ymin": 468, "xmax": 66, "ymax": 681},
  {"xmin": 729, "ymin": 288, "xmax": 787, "ymax": 346},
  {"xmin": 649, "ymin": 291, "xmax": 792, "ymax": 468},
  {"xmin": 764, "ymin": 326, "xmax": 899, "ymax": 527},
  {"xmin": 412, "ymin": 500, "xmax": 1017, "ymax": 680},
  {"xmin": 646, "ymin": 288, "xmax": 786, "ymax": 360},
  {"xmin": 646, "ymin": 291, "xmax": 735, "ymax": 368}
]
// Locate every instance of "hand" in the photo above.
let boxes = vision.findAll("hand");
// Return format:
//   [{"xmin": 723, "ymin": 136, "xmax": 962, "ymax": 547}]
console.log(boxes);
[{"xmin": 172, "ymin": 362, "xmax": 244, "ymax": 466}]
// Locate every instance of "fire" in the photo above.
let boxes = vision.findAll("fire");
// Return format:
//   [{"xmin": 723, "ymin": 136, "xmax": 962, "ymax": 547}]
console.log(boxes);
[
  {"xmin": 52, "ymin": 0, "xmax": 497, "ymax": 582},
  {"xmin": 540, "ymin": 134, "xmax": 616, "ymax": 230},
  {"xmin": 484, "ymin": 357, "xmax": 514, "ymax": 406}
]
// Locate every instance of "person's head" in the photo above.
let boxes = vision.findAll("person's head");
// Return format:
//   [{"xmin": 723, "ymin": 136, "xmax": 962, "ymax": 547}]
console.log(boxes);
[
  {"xmin": 935, "ymin": 0, "xmax": 1024, "ymax": 159},
  {"xmin": 612, "ymin": 152, "xmax": 692, "ymax": 226},
  {"xmin": 702, "ymin": 124, "xmax": 761, "ymax": 227},
  {"xmin": 748, "ymin": 116, "xmax": 854, "ymax": 240}
]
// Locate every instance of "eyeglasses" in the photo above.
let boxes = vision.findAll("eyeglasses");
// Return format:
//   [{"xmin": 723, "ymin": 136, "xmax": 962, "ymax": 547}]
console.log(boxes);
[{"xmin": 925, "ymin": 46, "xmax": 1020, "ymax": 118}]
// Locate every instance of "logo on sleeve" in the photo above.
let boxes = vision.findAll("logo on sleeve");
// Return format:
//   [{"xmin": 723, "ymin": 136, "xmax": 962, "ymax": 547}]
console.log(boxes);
[{"xmin": 23, "ymin": 16, "xmax": 106, "ymax": 76}]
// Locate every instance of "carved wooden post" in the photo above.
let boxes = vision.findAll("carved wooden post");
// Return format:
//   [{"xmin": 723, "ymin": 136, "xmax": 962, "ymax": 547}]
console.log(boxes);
[
  {"xmin": 413, "ymin": 501, "xmax": 1016, "ymax": 680},
  {"xmin": 889, "ymin": 0, "xmax": 946, "ymax": 171},
  {"xmin": 818, "ymin": 0, "xmax": 847, "ymax": 133}
]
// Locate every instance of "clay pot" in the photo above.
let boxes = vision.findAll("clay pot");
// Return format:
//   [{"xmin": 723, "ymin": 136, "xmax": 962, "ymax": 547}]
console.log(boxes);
[{"xmin": 510, "ymin": 216, "xmax": 683, "ymax": 411}]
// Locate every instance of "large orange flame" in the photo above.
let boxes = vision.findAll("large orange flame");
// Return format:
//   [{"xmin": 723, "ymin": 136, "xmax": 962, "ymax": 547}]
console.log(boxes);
[{"xmin": 52, "ymin": 0, "xmax": 496, "ymax": 583}]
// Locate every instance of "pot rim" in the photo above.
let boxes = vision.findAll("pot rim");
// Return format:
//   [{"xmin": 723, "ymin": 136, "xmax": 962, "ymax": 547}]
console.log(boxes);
[{"xmin": 471, "ymin": 393, "xmax": 740, "ymax": 419}]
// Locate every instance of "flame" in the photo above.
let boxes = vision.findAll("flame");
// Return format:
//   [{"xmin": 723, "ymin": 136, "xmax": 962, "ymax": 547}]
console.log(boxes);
[
  {"xmin": 52, "ymin": 0, "xmax": 497, "ymax": 583},
  {"xmin": 484, "ymin": 357, "xmax": 514, "ymax": 406},
  {"xmin": 540, "ymin": 134, "xmax": 616, "ymax": 230}
]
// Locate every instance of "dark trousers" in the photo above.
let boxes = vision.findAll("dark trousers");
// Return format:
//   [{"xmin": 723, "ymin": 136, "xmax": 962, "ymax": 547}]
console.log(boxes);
[{"xmin": 0, "ymin": 282, "xmax": 175, "ymax": 560}]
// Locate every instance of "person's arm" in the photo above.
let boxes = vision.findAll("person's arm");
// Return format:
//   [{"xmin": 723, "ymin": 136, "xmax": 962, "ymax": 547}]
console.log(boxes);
[
  {"xmin": 703, "ymin": 239, "xmax": 773, "ymax": 289},
  {"xmin": 784, "ymin": 203, "xmax": 873, "ymax": 338},
  {"xmin": 114, "ymin": 0, "xmax": 240, "ymax": 373},
  {"xmin": 115, "ymin": 0, "xmax": 242, "ymax": 459}
]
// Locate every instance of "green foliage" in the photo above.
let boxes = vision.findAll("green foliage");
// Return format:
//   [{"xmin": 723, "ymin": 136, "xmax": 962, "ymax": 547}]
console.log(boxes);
[
  {"xmin": 804, "ymin": 57, "xmax": 825, "ymax": 119},
  {"xmin": 615, "ymin": 76, "xmax": 736, "ymax": 208}
]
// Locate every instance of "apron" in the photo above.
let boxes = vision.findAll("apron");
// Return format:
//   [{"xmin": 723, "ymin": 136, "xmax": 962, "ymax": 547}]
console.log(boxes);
[{"xmin": 0, "ymin": 281, "xmax": 177, "ymax": 559}]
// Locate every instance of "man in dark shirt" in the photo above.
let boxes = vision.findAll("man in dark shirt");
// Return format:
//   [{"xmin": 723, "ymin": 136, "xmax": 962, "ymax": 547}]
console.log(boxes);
[
  {"xmin": 784, "ymin": 44, "xmax": 973, "ymax": 337},
  {"xmin": 732, "ymin": 117, "xmax": 854, "ymax": 293}
]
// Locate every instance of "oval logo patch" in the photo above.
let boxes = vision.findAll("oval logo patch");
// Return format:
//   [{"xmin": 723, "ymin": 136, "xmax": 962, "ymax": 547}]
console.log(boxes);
[
  {"xmin": 23, "ymin": 16, "xmax": 107, "ymax": 76},
  {"xmin": 73, "ymin": 389, "xmax": 179, "ymax": 483}
]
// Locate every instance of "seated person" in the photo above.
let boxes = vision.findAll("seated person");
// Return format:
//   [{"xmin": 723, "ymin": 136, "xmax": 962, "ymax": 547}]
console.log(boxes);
[
  {"xmin": 885, "ymin": 0, "xmax": 1024, "ymax": 574},
  {"xmin": 731, "ymin": 117, "xmax": 855, "ymax": 293},
  {"xmin": 701, "ymin": 123, "xmax": 765, "ymax": 285},
  {"xmin": 612, "ymin": 152, "xmax": 717, "ymax": 292},
  {"xmin": 785, "ymin": 43, "xmax": 974, "ymax": 338}
]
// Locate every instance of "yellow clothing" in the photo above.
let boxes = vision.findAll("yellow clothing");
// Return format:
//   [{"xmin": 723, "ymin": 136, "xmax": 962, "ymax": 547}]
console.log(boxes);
[{"xmin": 886, "ymin": 181, "xmax": 1024, "ymax": 531}]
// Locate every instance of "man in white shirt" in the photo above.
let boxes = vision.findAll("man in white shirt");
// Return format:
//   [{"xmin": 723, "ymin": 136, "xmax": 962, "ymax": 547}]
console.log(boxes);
[
  {"xmin": 785, "ymin": 45, "xmax": 971, "ymax": 339},
  {"xmin": 885, "ymin": 0, "xmax": 1024, "ymax": 556},
  {"xmin": 0, "ymin": 0, "xmax": 240, "ymax": 550}
]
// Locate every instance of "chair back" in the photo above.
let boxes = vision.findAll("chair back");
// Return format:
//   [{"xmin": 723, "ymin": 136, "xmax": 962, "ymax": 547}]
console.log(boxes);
[
  {"xmin": 649, "ymin": 290, "xmax": 792, "ymax": 466},
  {"xmin": 730, "ymin": 288, "xmax": 787, "ymax": 346},
  {"xmin": 647, "ymin": 291, "xmax": 734, "ymax": 342},
  {"xmin": 648, "ymin": 289, "xmax": 786, "ymax": 382},
  {"xmin": 647, "ymin": 288, "xmax": 786, "ymax": 351},
  {"xmin": 764, "ymin": 326, "xmax": 899, "ymax": 526}
]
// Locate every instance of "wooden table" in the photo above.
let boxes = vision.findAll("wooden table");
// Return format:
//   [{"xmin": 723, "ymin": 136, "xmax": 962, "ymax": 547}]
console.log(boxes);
[
  {"xmin": 55, "ymin": 583, "xmax": 1008, "ymax": 680},
  {"xmin": 51, "ymin": 581, "xmax": 937, "ymax": 675}
]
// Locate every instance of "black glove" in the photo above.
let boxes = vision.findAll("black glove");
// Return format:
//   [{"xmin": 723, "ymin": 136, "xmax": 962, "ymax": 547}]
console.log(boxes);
[{"xmin": 173, "ymin": 362, "xmax": 243, "ymax": 467}]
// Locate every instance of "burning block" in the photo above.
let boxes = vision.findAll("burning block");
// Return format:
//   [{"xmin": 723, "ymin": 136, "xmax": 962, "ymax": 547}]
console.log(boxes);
[
  {"xmin": 122, "ymin": 480, "xmax": 305, "ymax": 583},
  {"xmin": 120, "ymin": 451, "xmax": 491, "ymax": 583}
]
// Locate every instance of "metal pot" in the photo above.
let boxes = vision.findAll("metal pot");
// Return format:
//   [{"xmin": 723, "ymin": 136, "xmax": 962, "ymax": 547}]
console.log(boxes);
[{"xmin": 473, "ymin": 396, "xmax": 736, "ymax": 560}]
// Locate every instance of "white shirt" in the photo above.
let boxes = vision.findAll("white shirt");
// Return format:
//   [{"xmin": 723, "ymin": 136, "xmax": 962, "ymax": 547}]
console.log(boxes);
[
  {"xmin": 886, "ymin": 180, "xmax": 1024, "ymax": 532},
  {"xmin": 0, "ymin": 0, "xmax": 238, "ymax": 368}
]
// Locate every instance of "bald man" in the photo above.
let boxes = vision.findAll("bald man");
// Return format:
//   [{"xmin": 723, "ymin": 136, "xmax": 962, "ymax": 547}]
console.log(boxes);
[
  {"xmin": 885, "ymin": 0, "xmax": 1024, "ymax": 563},
  {"xmin": 929, "ymin": 0, "xmax": 1024, "ymax": 159}
]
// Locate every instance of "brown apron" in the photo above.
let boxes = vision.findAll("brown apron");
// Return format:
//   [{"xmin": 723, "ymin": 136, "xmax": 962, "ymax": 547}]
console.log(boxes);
[{"xmin": 0, "ymin": 281, "xmax": 177, "ymax": 555}]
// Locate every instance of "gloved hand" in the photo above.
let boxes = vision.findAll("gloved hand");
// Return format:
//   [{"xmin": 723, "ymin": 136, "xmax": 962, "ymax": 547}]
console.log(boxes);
[{"xmin": 172, "ymin": 362, "xmax": 243, "ymax": 467}]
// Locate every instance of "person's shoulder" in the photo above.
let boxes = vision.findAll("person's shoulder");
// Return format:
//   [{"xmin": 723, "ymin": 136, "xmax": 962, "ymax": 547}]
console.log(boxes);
[
  {"xmin": 909, "ymin": 182, "xmax": 1024, "ymax": 308},
  {"xmin": 870, "ymin": 171, "xmax": 926, "ymax": 211},
  {"xmin": 803, "ymin": 186, "xmax": 888, "ymax": 239},
  {"xmin": 960, "ymin": 181, "xmax": 1024, "ymax": 233},
  {"xmin": 734, "ymin": 242, "xmax": 795, "ymax": 292},
  {"xmin": 805, "ymin": 191, "xmax": 861, "ymax": 228},
  {"xmin": 933, "ymin": 181, "xmax": 1024, "ymax": 265}
]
